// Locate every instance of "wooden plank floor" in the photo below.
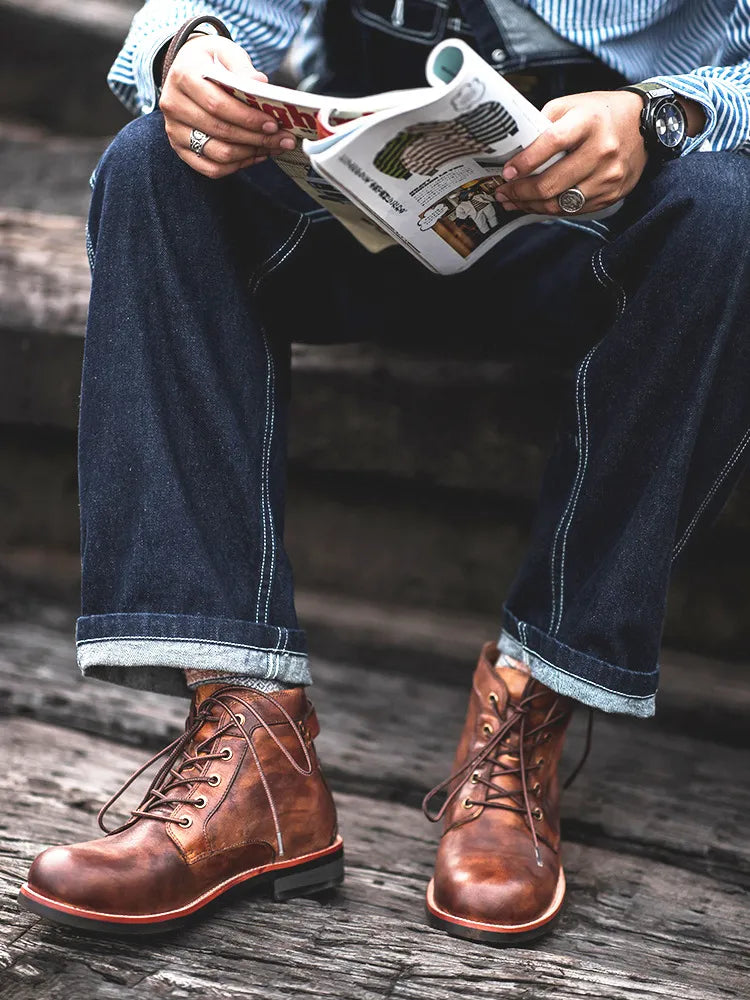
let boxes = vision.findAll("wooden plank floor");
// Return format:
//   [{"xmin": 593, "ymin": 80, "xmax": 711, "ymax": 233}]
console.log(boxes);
[{"xmin": 1, "ymin": 604, "xmax": 748, "ymax": 999}]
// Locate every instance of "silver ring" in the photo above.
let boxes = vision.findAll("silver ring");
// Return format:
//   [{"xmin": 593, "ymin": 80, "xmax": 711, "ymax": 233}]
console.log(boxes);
[
  {"xmin": 189, "ymin": 128, "xmax": 212, "ymax": 158},
  {"xmin": 558, "ymin": 187, "xmax": 586, "ymax": 214}
]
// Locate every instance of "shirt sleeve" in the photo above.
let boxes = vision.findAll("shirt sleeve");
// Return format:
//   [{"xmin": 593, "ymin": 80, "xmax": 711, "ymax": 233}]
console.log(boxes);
[
  {"xmin": 646, "ymin": 2, "xmax": 750, "ymax": 154},
  {"xmin": 108, "ymin": 0, "xmax": 307, "ymax": 116}
]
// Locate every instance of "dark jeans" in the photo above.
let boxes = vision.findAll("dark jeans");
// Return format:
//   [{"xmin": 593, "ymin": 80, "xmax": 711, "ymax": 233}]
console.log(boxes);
[{"xmin": 78, "ymin": 110, "xmax": 750, "ymax": 716}]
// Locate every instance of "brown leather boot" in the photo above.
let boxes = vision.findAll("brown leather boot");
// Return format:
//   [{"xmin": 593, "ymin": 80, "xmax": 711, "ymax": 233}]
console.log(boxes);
[
  {"xmin": 18, "ymin": 685, "xmax": 343, "ymax": 934},
  {"xmin": 424, "ymin": 642, "xmax": 574, "ymax": 945}
]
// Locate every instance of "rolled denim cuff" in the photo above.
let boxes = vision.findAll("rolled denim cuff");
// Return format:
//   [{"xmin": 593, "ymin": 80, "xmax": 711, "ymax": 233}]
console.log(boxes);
[
  {"xmin": 500, "ymin": 609, "xmax": 657, "ymax": 718},
  {"xmin": 76, "ymin": 612, "xmax": 311, "ymax": 696}
]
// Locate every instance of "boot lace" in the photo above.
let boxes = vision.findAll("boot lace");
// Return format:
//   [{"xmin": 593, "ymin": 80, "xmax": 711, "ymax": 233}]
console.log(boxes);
[
  {"xmin": 422, "ymin": 686, "xmax": 592, "ymax": 868},
  {"xmin": 97, "ymin": 688, "xmax": 314, "ymax": 855}
]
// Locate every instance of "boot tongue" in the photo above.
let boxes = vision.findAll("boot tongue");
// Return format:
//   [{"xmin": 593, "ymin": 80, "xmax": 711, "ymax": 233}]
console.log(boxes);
[{"xmin": 192, "ymin": 683, "xmax": 229, "ymax": 708}]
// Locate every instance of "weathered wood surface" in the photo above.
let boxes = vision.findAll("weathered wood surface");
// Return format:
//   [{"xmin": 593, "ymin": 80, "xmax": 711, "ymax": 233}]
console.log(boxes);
[
  {"xmin": 0, "ymin": 124, "xmax": 107, "ymax": 217},
  {"xmin": 1, "ymin": 717, "xmax": 748, "ymax": 999},
  {"xmin": 0, "ymin": 209, "xmax": 89, "ymax": 337},
  {"xmin": 1, "ymin": 616, "xmax": 749, "ymax": 889}
]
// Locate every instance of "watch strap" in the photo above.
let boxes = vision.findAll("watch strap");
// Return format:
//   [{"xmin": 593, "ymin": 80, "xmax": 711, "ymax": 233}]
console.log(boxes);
[
  {"xmin": 161, "ymin": 16, "xmax": 233, "ymax": 89},
  {"xmin": 620, "ymin": 82, "xmax": 675, "ymax": 102}
]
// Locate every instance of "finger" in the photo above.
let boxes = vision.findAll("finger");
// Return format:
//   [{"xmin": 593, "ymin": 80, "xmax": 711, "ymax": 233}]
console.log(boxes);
[
  {"xmin": 176, "ymin": 71, "xmax": 282, "ymax": 134},
  {"xmin": 210, "ymin": 36, "xmax": 267, "ymax": 79},
  {"xmin": 501, "ymin": 109, "xmax": 590, "ymax": 181},
  {"xmin": 499, "ymin": 147, "xmax": 595, "ymax": 205},
  {"xmin": 167, "ymin": 101, "xmax": 296, "ymax": 152},
  {"xmin": 498, "ymin": 175, "xmax": 614, "ymax": 216},
  {"xmin": 540, "ymin": 95, "xmax": 576, "ymax": 123},
  {"xmin": 177, "ymin": 148, "xmax": 266, "ymax": 180},
  {"xmin": 172, "ymin": 123, "xmax": 259, "ymax": 165}
]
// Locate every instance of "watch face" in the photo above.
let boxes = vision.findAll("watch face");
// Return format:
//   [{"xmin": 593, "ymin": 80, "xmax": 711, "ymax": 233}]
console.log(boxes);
[{"xmin": 654, "ymin": 99, "xmax": 686, "ymax": 148}]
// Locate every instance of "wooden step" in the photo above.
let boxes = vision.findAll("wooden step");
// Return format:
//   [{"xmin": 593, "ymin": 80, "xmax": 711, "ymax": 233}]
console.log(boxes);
[
  {"xmin": 1, "ymin": 713, "xmax": 747, "ymax": 998},
  {"xmin": 2, "ymin": 613, "xmax": 749, "ymax": 887},
  {"xmin": 0, "ymin": 0, "xmax": 134, "ymax": 134}
]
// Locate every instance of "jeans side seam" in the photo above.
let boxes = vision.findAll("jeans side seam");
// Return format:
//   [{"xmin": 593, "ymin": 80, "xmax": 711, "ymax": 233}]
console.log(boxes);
[
  {"xmin": 85, "ymin": 222, "xmax": 96, "ymax": 272},
  {"xmin": 250, "ymin": 216, "xmax": 305, "ymax": 624},
  {"xmin": 260, "ymin": 214, "xmax": 310, "ymax": 623},
  {"xmin": 548, "ymin": 344, "xmax": 596, "ymax": 634},
  {"xmin": 672, "ymin": 424, "xmax": 750, "ymax": 560},
  {"xmin": 555, "ymin": 346, "xmax": 596, "ymax": 634},
  {"xmin": 246, "ymin": 212, "xmax": 310, "ymax": 623}
]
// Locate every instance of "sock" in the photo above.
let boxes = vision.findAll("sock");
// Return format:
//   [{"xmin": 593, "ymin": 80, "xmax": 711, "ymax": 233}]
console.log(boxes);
[
  {"xmin": 184, "ymin": 668, "xmax": 297, "ymax": 693},
  {"xmin": 495, "ymin": 652, "xmax": 530, "ymax": 673}
]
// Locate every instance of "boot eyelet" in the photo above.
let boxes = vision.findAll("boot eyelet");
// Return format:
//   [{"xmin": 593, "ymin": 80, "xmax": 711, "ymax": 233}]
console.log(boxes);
[
  {"xmin": 220, "ymin": 747, "xmax": 233, "ymax": 760},
  {"xmin": 542, "ymin": 731, "xmax": 552, "ymax": 743},
  {"xmin": 462, "ymin": 798, "xmax": 474, "ymax": 809},
  {"xmin": 194, "ymin": 796, "xmax": 207, "ymax": 809},
  {"xmin": 536, "ymin": 758, "xmax": 545, "ymax": 768},
  {"xmin": 532, "ymin": 808, "xmax": 543, "ymax": 821},
  {"xmin": 532, "ymin": 782, "xmax": 541, "ymax": 796},
  {"xmin": 207, "ymin": 774, "xmax": 221, "ymax": 787},
  {"xmin": 470, "ymin": 771, "xmax": 480, "ymax": 784},
  {"xmin": 482, "ymin": 723, "xmax": 493, "ymax": 737},
  {"xmin": 488, "ymin": 692, "xmax": 498, "ymax": 707},
  {"xmin": 178, "ymin": 816, "xmax": 193, "ymax": 828},
  {"xmin": 235, "ymin": 713, "xmax": 245, "ymax": 726}
]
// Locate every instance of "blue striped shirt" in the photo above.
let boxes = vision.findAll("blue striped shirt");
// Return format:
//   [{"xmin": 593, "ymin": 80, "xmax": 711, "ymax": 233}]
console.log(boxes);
[{"xmin": 109, "ymin": 0, "xmax": 750, "ymax": 154}]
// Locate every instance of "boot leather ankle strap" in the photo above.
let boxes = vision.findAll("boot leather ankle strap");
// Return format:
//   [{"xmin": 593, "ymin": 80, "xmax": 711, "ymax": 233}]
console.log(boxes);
[{"xmin": 161, "ymin": 15, "xmax": 233, "ymax": 89}]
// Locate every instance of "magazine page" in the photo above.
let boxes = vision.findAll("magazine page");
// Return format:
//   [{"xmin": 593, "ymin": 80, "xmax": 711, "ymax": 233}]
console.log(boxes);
[
  {"xmin": 304, "ymin": 40, "xmax": 565, "ymax": 274},
  {"xmin": 204, "ymin": 63, "xmax": 433, "ymax": 252}
]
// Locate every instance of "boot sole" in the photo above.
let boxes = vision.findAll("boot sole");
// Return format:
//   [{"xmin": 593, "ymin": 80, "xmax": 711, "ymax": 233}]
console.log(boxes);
[
  {"xmin": 17, "ymin": 836, "xmax": 344, "ymax": 936},
  {"xmin": 425, "ymin": 868, "xmax": 565, "ymax": 946}
]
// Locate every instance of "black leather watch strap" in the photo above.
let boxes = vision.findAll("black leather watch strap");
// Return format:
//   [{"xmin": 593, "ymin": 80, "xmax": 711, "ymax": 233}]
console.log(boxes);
[{"xmin": 161, "ymin": 16, "xmax": 232, "ymax": 89}]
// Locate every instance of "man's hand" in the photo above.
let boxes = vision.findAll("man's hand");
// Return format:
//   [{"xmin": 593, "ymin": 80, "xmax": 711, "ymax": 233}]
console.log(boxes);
[
  {"xmin": 496, "ymin": 90, "xmax": 648, "ymax": 215},
  {"xmin": 159, "ymin": 34, "xmax": 296, "ymax": 179}
]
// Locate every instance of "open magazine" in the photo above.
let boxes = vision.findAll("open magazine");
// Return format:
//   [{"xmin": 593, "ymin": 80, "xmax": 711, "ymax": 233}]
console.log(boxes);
[{"xmin": 206, "ymin": 40, "xmax": 611, "ymax": 275}]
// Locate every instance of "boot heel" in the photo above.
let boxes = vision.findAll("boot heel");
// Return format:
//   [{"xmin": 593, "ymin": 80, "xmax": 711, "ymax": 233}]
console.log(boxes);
[{"xmin": 271, "ymin": 849, "xmax": 345, "ymax": 902}]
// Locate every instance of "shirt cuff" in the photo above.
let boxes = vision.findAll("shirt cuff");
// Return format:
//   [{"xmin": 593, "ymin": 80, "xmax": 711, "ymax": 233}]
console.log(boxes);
[{"xmin": 134, "ymin": 17, "xmax": 228, "ymax": 114}]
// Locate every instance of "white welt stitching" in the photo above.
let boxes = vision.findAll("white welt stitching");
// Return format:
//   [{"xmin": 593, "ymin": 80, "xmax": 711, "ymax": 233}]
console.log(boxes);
[{"xmin": 672, "ymin": 425, "xmax": 750, "ymax": 560}]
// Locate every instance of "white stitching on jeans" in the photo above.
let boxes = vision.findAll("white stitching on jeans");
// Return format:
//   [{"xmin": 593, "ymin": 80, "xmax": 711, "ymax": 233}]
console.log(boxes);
[
  {"xmin": 250, "ymin": 214, "xmax": 310, "ymax": 622},
  {"xmin": 85, "ymin": 223, "xmax": 96, "ymax": 271},
  {"xmin": 249, "ymin": 220, "xmax": 303, "ymax": 621},
  {"xmin": 672, "ymin": 425, "xmax": 750, "ymax": 560},
  {"xmin": 555, "ymin": 348, "xmax": 597, "ymax": 634},
  {"xmin": 595, "ymin": 247, "xmax": 627, "ymax": 318},
  {"xmin": 548, "ymin": 346, "xmax": 596, "ymax": 634},
  {"xmin": 248, "ymin": 214, "xmax": 305, "ymax": 294},
  {"xmin": 260, "ymin": 216, "xmax": 309, "ymax": 622},
  {"xmin": 77, "ymin": 634, "xmax": 305, "ymax": 654}
]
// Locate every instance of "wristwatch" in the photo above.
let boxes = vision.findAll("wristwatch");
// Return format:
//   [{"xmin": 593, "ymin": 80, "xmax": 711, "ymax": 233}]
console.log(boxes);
[{"xmin": 619, "ymin": 82, "xmax": 688, "ymax": 161}]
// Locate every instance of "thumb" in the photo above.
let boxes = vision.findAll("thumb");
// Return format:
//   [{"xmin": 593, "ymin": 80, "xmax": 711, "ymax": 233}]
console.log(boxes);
[
  {"xmin": 212, "ymin": 37, "xmax": 267, "ymax": 81},
  {"xmin": 541, "ymin": 95, "xmax": 575, "ymax": 123}
]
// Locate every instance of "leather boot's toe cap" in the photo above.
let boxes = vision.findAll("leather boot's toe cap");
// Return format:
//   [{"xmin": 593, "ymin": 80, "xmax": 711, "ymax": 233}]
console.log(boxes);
[
  {"xmin": 432, "ymin": 844, "xmax": 562, "ymax": 928},
  {"xmin": 27, "ymin": 844, "xmax": 92, "ymax": 908}
]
